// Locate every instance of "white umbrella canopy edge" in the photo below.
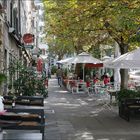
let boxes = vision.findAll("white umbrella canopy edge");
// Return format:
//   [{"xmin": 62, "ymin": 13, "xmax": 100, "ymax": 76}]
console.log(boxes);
[
  {"xmin": 71, "ymin": 52, "xmax": 102, "ymax": 64},
  {"xmin": 103, "ymin": 58, "xmax": 114, "ymax": 68},
  {"xmin": 104, "ymin": 47, "xmax": 140, "ymax": 69},
  {"xmin": 109, "ymin": 60, "xmax": 140, "ymax": 69},
  {"xmin": 57, "ymin": 57, "xmax": 75, "ymax": 64},
  {"xmin": 113, "ymin": 47, "xmax": 140, "ymax": 62}
]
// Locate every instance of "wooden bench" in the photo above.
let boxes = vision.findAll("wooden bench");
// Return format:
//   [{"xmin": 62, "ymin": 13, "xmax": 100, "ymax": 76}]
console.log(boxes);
[
  {"xmin": 119, "ymin": 98, "xmax": 140, "ymax": 121},
  {"xmin": 0, "ymin": 108, "xmax": 45, "ymax": 140},
  {"xmin": 3, "ymin": 96, "xmax": 44, "ymax": 107}
]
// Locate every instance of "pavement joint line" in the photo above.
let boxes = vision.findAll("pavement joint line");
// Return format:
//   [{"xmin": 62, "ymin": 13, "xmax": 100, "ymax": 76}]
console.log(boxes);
[{"xmin": 45, "ymin": 109, "xmax": 55, "ymax": 114}]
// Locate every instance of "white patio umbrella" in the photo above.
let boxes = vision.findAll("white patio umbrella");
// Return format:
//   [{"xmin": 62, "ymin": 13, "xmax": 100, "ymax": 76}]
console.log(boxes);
[
  {"xmin": 104, "ymin": 47, "xmax": 140, "ymax": 89},
  {"xmin": 103, "ymin": 43, "xmax": 122, "ymax": 90},
  {"xmin": 114, "ymin": 42, "xmax": 121, "ymax": 90},
  {"xmin": 70, "ymin": 52, "xmax": 103, "ymax": 80},
  {"xmin": 57, "ymin": 57, "xmax": 74, "ymax": 64},
  {"xmin": 72, "ymin": 52, "xmax": 102, "ymax": 64},
  {"xmin": 109, "ymin": 47, "xmax": 140, "ymax": 69}
]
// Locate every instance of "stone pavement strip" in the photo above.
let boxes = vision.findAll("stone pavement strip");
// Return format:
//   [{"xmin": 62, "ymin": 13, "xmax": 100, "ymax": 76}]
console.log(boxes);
[{"xmin": 44, "ymin": 77, "xmax": 140, "ymax": 140}]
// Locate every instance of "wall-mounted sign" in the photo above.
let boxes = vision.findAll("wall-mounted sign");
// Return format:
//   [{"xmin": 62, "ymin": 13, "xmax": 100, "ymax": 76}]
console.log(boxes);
[
  {"xmin": 24, "ymin": 45, "xmax": 34, "ymax": 49},
  {"xmin": 23, "ymin": 33, "xmax": 34, "ymax": 44}
]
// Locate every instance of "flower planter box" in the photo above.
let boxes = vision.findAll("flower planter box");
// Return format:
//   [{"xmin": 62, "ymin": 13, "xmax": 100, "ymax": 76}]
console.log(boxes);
[
  {"xmin": 119, "ymin": 98, "xmax": 140, "ymax": 121},
  {"xmin": 117, "ymin": 89, "xmax": 140, "ymax": 121}
]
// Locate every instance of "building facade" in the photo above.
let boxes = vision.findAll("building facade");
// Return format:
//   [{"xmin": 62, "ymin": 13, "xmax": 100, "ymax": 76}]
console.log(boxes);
[{"xmin": 0, "ymin": 0, "xmax": 40, "ymax": 94}]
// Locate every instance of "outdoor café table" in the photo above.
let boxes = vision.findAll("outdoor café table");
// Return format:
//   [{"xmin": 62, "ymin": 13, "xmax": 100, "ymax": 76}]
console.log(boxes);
[
  {"xmin": 93, "ymin": 83, "xmax": 104, "ymax": 94},
  {"xmin": 67, "ymin": 79, "xmax": 76, "ymax": 91},
  {"xmin": 76, "ymin": 81, "xmax": 86, "ymax": 93},
  {"xmin": 107, "ymin": 89, "xmax": 118, "ymax": 103},
  {"xmin": 135, "ymin": 84, "xmax": 140, "ymax": 91}
]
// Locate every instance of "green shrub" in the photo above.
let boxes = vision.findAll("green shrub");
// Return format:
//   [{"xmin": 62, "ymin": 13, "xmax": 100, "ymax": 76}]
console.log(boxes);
[
  {"xmin": 0, "ymin": 73, "xmax": 6, "ymax": 86},
  {"xmin": 7, "ymin": 60, "xmax": 47, "ymax": 97},
  {"xmin": 51, "ymin": 65, "xmax": 57, "ymax": 74},
  {"xmin": 117, "ymin": 89, "xmax": 140, "ymax": 101}
]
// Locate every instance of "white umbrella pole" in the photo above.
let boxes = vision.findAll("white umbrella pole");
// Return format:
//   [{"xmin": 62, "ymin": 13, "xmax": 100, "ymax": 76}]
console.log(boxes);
[
  {"xmin": 114, "ymin": 68, "xmax": 121, "ymax": 90},
  {"xmin": 83, "ymin": 64, "xmax": 85, "ymax": 81}
]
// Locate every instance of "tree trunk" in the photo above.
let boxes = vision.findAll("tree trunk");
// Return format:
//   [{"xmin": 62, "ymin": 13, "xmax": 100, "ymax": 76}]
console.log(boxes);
[
  {"xmin": 118, "ymin": 37, "xmax": 129, "ymax": 89},
  {"xmin": 120, "ymin": 69, "xmax": 128, "ymax": 89}
]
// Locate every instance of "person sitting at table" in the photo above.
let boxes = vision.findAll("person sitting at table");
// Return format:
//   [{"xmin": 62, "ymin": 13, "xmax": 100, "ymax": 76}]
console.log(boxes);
[
  {"xmin": 85, "ymin": 76, "xmax": 90, "ymax": 88},
  {"xmin": 101, "ymin": 72, "xmax": 106, "ymax": 80},
  {"xmin": 92, "ymin": 74, "xmax": 99, "ymax": 84},
  {"xmin": 103, "ymin": 74, "xmax": 110, "ymax": 86},
  {"xmin": 77, "ymin": 77, "xmax": 83, "ymax": 82}
]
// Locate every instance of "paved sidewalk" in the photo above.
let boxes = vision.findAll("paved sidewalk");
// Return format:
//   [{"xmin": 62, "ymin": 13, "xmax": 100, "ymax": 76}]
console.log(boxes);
[
  {"xmin": 1, "ymin": 77, "xmax": 140, "ymax": 140},
  {"xmin": 45, "ymin": 77, "xmax": 140, "ymax": 140}
]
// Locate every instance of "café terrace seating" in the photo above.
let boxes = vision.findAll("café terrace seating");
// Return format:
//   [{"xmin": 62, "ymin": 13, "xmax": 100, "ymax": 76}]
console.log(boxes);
[
  {"xmin": 68, "ymin": 79, "xmax": 87, "ymax": 94},
  {"xmin": 67, "ymin": 78, "xmax": 116, "ymax": 96}
]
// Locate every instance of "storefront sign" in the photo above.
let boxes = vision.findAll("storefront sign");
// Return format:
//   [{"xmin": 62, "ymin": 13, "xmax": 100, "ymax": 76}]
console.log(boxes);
[{"xmin": 23, "ymin": 33, "xmax": 34, "ymax": 44}]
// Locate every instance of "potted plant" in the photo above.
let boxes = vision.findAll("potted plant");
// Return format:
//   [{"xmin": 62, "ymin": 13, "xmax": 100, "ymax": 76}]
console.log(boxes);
[
  {"xmin": 117, "ymin": 88, "xmax": 140, "ymax": 120},
  {"xmin": 0, "ymin": 73, "xmax": 6, "ymax": 112},
  {"xmin": 0, "ymin": 73, "xmax": 6, "ymax": 86},
  {"xmin": 7, "ymin": 60, "xmax": 48, "ymax": 97},
  {"xmin": 117, "ymin": 89, "xmax": 140, "ymax": 102}
]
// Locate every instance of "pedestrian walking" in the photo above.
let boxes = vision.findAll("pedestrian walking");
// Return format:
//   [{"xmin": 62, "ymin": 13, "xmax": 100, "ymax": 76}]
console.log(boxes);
[
  {"xmin": 48, "ymin": 68, "xmax": 51, "ymax": 79},
  {"xmin": 56, "ymin": 67, "xmax": 63, "ymax": 87}
]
